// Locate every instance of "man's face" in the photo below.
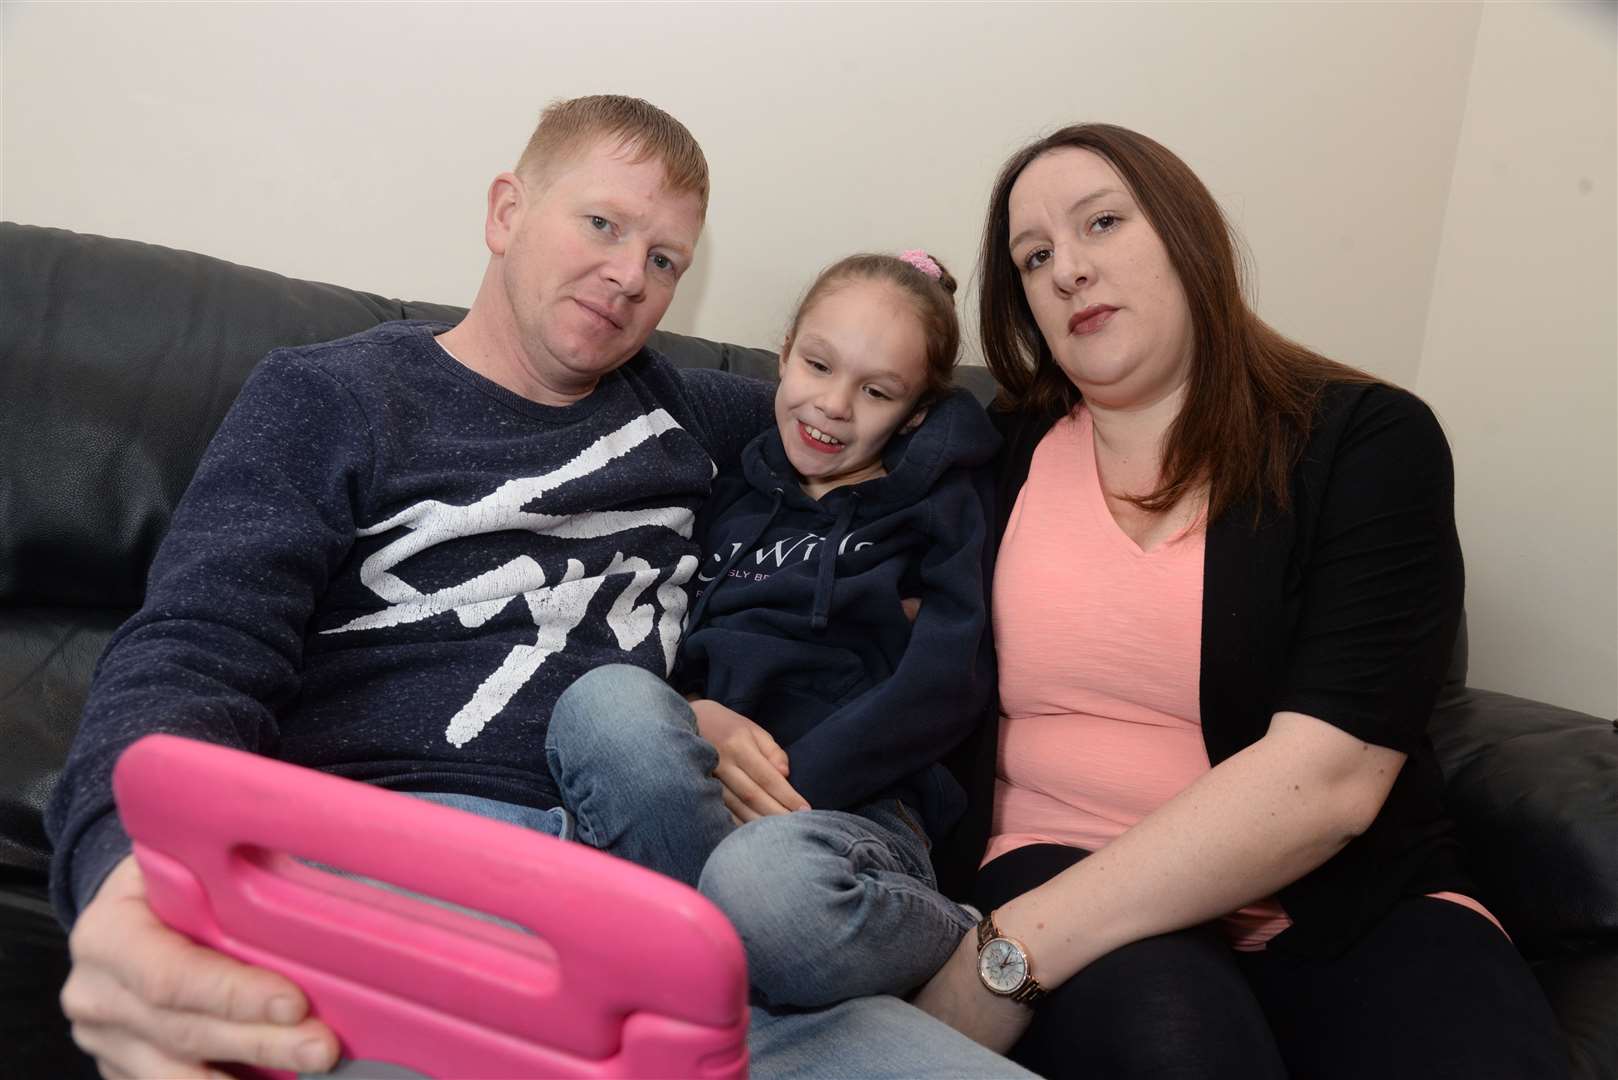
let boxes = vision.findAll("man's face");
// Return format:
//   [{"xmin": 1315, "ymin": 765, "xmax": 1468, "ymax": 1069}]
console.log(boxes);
[{"xmin": 489, "ymin": 139, "xmax": 705, "ymax": 395}]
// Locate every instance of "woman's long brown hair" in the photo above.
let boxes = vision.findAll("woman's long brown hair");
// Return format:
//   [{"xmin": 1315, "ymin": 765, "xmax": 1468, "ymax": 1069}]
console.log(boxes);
[{"xmin": 978, "ymin": 124, "xmax": 1374, "ymax": 523}]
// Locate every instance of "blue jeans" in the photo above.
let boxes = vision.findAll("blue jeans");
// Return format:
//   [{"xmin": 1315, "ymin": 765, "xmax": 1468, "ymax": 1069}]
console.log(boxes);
[
  {"xmin": 411, "ymin": 790, "xmax": 573, "ymax": 838},
  {"xmin": 305, "ymin": 794, "xmax": 1025, "ymax": 1080},
  {"xmin": 414, "ymin": 787, "xmax": 1031, "ymax": 1078},
  {"xmin": 547, "ymin": 664, "xmax": 978, "ymax": 1008}
]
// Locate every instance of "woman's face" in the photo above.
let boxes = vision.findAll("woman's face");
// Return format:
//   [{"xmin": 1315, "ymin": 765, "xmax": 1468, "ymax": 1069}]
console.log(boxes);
[{"xmin": 1007, "ymin": 147, "xmax": 1195, "ymax": 410}]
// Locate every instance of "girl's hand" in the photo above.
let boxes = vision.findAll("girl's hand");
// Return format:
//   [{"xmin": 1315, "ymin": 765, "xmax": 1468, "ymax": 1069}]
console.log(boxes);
[
  {"xmin": 688, "ymin": 698, "xmax": 811, "ymax": 821},
  {"xmin": 911, "ymin": 927, "xmax": 1035, "ymax": 1054}
]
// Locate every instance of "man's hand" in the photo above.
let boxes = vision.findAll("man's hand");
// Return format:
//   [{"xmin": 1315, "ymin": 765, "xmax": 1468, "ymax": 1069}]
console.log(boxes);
[
  {"xmin": 688, "ymin": 698, "xmax": 811, "ymax": 822},
  {"xmin": 60, "ymin": 854, "xmax": 340, "ymax": 1079}
]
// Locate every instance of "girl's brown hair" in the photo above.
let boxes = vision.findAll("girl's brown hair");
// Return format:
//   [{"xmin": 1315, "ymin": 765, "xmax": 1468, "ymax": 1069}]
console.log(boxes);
[
  {"xmin": 787, "ymin": 253, "xmax": 961, "ymax": 407},
  {"xmin": 978, "ymin": 123, "xmax": 1373, "ymax": 521}
]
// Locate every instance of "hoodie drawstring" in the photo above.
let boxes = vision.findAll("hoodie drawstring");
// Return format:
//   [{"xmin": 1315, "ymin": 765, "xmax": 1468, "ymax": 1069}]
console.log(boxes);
[
  {"xmin": 811, "ymin": 491, "xmax": 860, "ymax": 632},
  {"xmin": 686, "ymin": 487, "xmax": 785, "ymax": 636}
]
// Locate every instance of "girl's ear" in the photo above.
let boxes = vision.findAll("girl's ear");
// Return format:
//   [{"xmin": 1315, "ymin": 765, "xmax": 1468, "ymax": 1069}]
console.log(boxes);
[{"xmin": 899, "ymin": 406, "xmax": 928, "ymax": 435}]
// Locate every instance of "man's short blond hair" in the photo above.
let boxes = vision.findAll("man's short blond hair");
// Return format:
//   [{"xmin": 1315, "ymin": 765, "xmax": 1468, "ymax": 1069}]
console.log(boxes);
[{"xmin": 516, "ymin": 95, "xmax": 709, "ymax": 217}]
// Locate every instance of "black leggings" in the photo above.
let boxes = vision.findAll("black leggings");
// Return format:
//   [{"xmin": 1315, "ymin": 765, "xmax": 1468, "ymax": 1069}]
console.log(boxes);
[{"xmin": 976, "ymin": 844, "xmax": 1568, "ymax": 1080}]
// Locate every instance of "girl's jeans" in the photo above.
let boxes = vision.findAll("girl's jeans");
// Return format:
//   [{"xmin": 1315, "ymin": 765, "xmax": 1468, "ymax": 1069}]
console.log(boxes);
[{"xmin": 542, "ymin": 663, "xmax": 976, "ymax": 1008}]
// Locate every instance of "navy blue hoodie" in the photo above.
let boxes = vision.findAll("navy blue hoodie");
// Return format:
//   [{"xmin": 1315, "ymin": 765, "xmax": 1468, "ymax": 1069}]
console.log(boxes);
[{"xmin": 677, "ymin": 388, "xmax": 1000, "ymax": 842}]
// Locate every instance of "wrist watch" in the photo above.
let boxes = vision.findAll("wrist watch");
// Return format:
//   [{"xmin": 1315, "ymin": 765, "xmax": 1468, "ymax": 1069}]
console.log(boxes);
[{"xmin": 975, "ymin": 910, "xmax": 1048, "ymax": 1005}]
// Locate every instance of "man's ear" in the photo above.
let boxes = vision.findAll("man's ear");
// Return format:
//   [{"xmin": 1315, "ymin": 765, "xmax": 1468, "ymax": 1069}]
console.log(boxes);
[
  {"xmin": 484, "ymin": 172, "xmax": 524, "ymax": 257},
  {"xmin": 899, "ymin": 406, "xmax": 928, "ymax": 434}
]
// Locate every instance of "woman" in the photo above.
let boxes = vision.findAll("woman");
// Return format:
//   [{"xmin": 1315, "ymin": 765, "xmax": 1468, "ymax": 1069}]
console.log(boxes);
[{"xmin": 913, "ymin": 125, "xmax": 1567, "ymax": 1079}]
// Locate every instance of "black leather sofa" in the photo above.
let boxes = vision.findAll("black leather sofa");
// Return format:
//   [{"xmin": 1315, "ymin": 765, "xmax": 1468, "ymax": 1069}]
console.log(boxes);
[{"xmin": 3, "ymin": 222, "xmax": 1614, "ymax": 1078}]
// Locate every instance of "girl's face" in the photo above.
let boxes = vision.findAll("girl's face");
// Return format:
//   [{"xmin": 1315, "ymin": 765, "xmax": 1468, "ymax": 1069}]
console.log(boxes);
[
  {"xmin": 775, "ymin": 279, "xmax": 930, "ymax": 499},
  {"xmin": 1007, "ymin": 147, "xmax": 1194, "ymax": 411}
]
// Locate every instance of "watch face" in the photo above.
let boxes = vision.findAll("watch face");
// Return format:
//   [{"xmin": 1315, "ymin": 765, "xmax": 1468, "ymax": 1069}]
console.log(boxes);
[{"xmin": 978, "ymin": 937, "xmax": 1028, "ymax": 994}]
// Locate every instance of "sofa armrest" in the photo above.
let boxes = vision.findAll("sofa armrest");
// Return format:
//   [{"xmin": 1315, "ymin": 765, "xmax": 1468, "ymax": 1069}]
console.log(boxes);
[{"xmin": 1428, "ymin": 687, "xmax": 1618, "ymax": 960}]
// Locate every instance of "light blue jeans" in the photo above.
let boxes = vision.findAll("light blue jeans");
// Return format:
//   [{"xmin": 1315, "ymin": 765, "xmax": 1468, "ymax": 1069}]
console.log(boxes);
[
  {"xmin": 414, "ymin": 752, "xmax": 1032, "ymax": 1077},
  {"xmin": 545, "ymin": 663, "xmax": 978, "ymax": 1009},
  {"xmin": 319, "ymin": 796, "xmax": 1026, "ymax": 1080}
]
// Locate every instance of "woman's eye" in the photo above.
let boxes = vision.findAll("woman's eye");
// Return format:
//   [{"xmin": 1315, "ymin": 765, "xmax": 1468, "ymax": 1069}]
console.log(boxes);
[
  {"xmin": 1090, "ymin": 213, "xmax": 1120, "ymax": 234},
  {"xmin": 588, "ymin": 215, "xmax": 610, "ymax": 231},
  {"xmin": 1021, "ymin": 248, "xmax": 1051, "ymax": 271}
]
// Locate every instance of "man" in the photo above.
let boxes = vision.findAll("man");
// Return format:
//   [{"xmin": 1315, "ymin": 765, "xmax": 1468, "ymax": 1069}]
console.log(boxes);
[{"xmin": 46, "ymin": 95, "xmax": 1030, "ymax": 1079}]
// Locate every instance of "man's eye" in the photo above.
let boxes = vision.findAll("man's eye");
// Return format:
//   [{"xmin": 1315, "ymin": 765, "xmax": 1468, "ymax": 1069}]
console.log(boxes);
[
  {"xmin": 650, "ymin": 253, "xmax": 674, "ymax": 272},
  {"xmin": 589, "ymin": 215, "xmax": 610, "ymax": 231}
]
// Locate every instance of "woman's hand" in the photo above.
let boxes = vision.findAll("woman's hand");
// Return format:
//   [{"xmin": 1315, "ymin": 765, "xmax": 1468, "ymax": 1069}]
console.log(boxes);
[
  {"xmin": 688, "ymin": 698, "xmax": 811, "ymax": 821},
  {"xmin": 912, "ymin": 927, "xmax": 1034, "ymax": 1054}
]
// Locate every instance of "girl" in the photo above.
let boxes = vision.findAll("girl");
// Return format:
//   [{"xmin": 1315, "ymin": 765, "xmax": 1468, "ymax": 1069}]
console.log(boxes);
[{"xmin": 547, "ymin": 251, "xmax": 1000, "ymax": 1008}]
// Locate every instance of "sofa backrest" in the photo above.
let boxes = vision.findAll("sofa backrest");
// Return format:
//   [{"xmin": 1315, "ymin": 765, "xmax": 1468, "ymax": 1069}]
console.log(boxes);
[
  {"xmin": 0, "ymin": 224, "xmax": 781, "ymax": 875},
  {"xmin": 0, "ymin": 221, "xmax": 1455, "ymax": 880},
  {"xmin": 1, "ymin": 225, "xmax": 466, "ymax": 606}
]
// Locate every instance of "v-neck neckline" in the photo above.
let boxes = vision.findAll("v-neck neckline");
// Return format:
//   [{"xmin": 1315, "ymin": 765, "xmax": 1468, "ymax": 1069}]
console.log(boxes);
[{"xmin": 1072, "ymin": 406, "xmax": 1201, "ymax": 558}]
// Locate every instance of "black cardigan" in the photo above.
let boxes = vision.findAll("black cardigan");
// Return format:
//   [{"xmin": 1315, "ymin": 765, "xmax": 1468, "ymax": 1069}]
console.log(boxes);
[{"xmin": 937, "ymin": 381, "xmax": 1471, "ymax": 959}]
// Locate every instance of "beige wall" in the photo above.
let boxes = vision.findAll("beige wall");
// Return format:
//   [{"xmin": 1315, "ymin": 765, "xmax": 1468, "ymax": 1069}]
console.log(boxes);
[
  {"xmin": 1416, "ymin": 0, "xmax": 1617, "ymax": 718},
  {"xmin": 3, "ymin": 2, "xmax": 1613, "ymax": 715},
  {"xmin": 2, "ymin": 1, "xmax": 1479, "ymax": 378}
]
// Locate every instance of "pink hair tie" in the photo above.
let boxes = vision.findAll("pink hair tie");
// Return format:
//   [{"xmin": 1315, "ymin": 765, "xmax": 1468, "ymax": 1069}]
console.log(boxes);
[{"xmin": 898, "ymin": 249, "xmax": 944, "ymax": 281}]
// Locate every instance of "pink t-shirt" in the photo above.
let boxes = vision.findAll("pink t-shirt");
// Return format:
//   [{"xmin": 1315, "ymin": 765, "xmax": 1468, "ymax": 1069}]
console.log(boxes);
[{"xmin": 988, "ymin": 406, "xmax": 1500, "ymax": 949}]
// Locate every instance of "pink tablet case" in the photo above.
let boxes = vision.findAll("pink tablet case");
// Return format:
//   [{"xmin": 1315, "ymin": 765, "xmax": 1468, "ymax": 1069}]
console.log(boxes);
[{"xmin": 112, "ymin": 734, "xmax": 749, "ymax": 1079}]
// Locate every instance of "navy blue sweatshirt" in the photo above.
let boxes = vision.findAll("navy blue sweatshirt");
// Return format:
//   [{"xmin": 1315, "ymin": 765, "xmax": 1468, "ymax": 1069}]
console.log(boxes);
[
  {"xmin": 678, "ymin": 388, "xmax": 1001, "ymax": 841},
  {"xmin": 45, "ymin": 321, "xmax": 773, "ymax": 921}
]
